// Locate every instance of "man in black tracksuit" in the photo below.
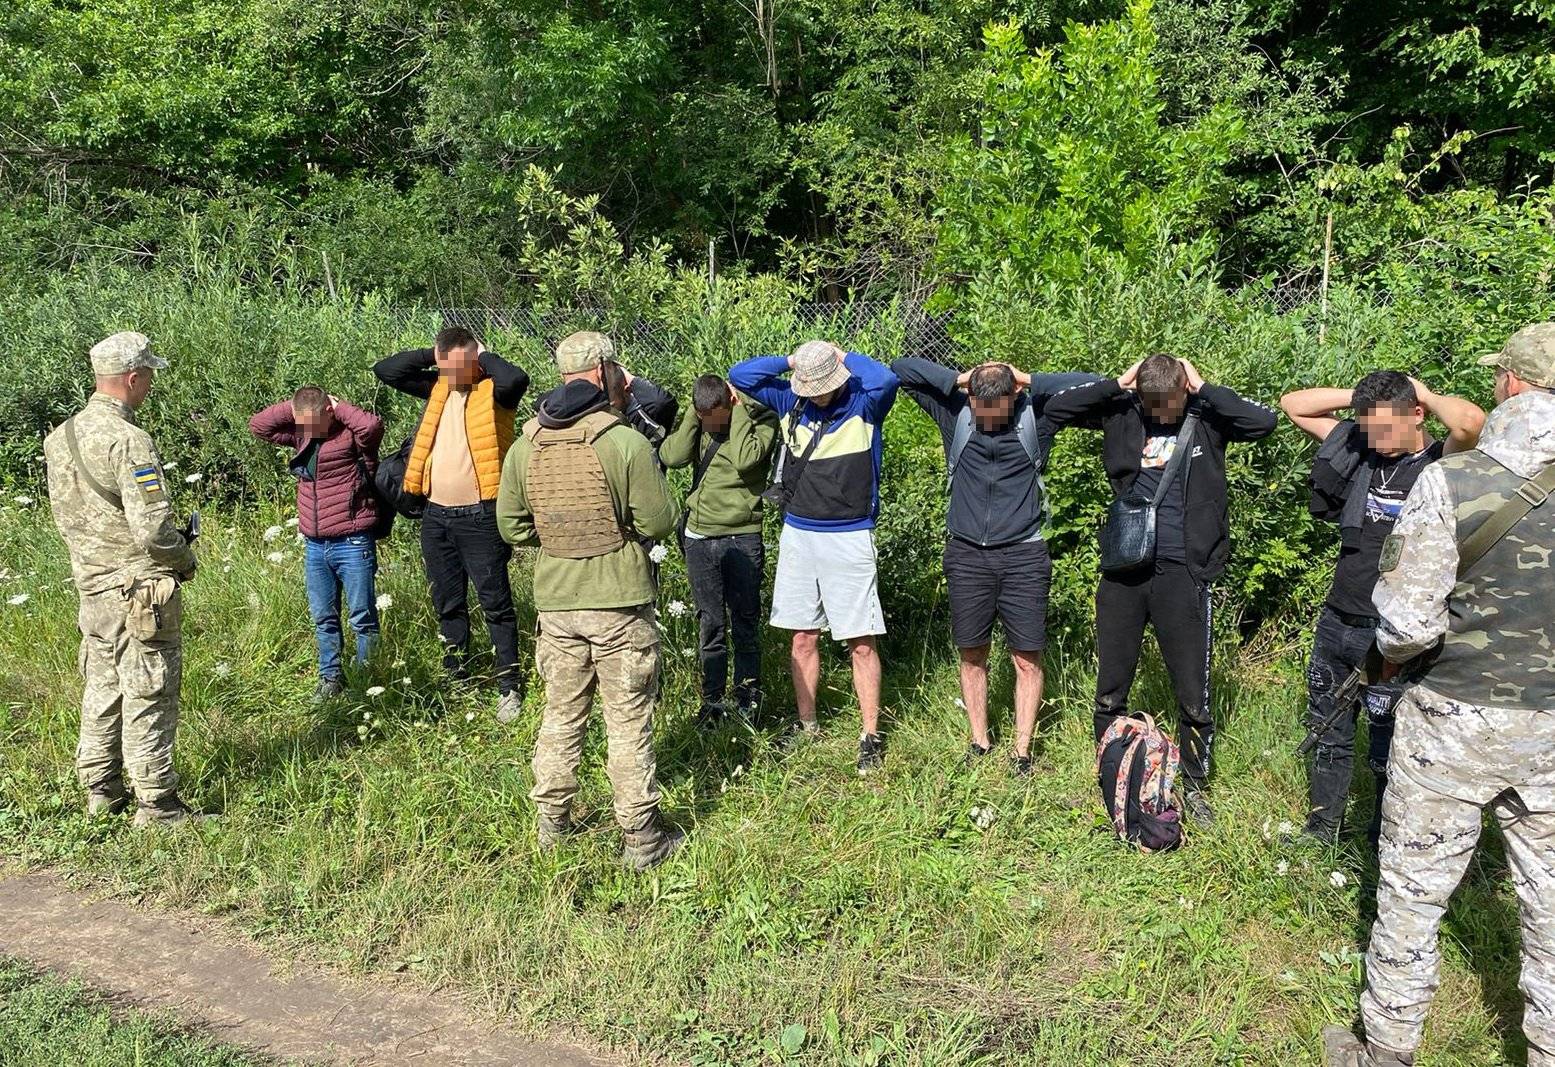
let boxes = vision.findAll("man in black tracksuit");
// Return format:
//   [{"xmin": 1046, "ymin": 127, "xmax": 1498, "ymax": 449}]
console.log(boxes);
[
  {"xmin": 894, "ymin": 357, "xmax": 1099, "ymax": 773},
  {"xmin": 1046, "ymin": 353, "xmax": 1277, "ymax": 825}
]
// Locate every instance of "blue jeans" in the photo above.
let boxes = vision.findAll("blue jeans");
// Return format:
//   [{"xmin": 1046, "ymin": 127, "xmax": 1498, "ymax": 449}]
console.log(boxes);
[{"xmin": 304, "ymin": 535, "xmax": 380, "ymax": 680}]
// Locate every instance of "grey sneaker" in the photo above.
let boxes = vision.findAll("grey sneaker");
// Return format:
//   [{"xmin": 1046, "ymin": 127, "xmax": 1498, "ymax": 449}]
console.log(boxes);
[
  {"xmin": 778, "ymin": 718, "xmax": 822, "ymax": 752},
  {"xmin": 622, "ymin": 819, "xmax": 686, "ymax": 871},
  {"xmin": 496, "ymin": 689, "xmax": 524, "ymax": 724},
  {"xmin": 133, "ymin": 794, "xmax": 213, "ymax": 828},
  {"xmin": 313, "ymin": 676, "xmax": 345, "ymax": 703},
  {"xmin": 85, "ymin": 781, "xmax": 130, "ymax": 817},
  {"xmin": 1184, "ymin": 789, "xmax": 1216, "ymax": 828}
]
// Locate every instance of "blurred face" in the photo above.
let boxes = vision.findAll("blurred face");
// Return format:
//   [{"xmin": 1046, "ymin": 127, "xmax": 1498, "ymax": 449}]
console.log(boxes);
[
  {"xmin": 435, "ymin": 342, "xmax": 482, "ymax": 387},
  {"xmin": 1358, "ymin": 402, "xmax": 1423, "ymax": 456},
  {"xmin": 809, "ymin": 386, "xmax": 842, "ymax": 409},
  {"xmin": 293, "ymin": 404, "xmax": 335, "ymax": 439},
  {"xmin": 969, "ymin": 392, "xmax": 1016, "ymax": 432},
  {"xmin": 697, "ymin": 403, "xmax": 732, "ymax": 434},
  {"xmin": 1141, "ymin": 387, "xmax": 1188, "ymax": 423}
]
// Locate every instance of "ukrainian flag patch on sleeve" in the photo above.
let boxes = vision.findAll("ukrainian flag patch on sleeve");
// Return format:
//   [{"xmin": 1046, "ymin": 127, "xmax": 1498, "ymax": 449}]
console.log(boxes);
[{"xmin": 132, "ymin": 464, "xmax": 163, "ymax": 495}]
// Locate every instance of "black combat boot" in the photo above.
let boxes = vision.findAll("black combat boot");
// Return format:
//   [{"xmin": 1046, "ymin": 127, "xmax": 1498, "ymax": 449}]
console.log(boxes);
[{"xmin": 622, "ymin": 815, "xmax": 686, "ymax": 871}]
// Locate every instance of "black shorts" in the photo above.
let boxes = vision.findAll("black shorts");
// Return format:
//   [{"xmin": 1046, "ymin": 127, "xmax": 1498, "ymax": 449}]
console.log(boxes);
[{"xmin": 943, "ymin": 537, "xmax": 1051, "ymax": 652}]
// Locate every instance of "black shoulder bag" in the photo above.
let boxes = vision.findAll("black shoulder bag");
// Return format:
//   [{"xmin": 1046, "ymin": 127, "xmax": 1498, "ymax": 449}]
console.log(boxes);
[
  {"xmin": 760, "ymin": 407, "xmax": 835, "ymax": 517},
  {"xmin": 1098, "ymin": 414, "xmax": 1199, "ymax": 575},
  {"xmin": 676, "ymin": 429, "xmax": 724, "ymax": 553}
]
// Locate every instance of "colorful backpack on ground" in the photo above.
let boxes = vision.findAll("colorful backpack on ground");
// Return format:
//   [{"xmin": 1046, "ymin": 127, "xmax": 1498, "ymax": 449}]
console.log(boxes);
[{"xmin": 1095, "ymin": 714, "xmax": 1184, "ymax": 852}]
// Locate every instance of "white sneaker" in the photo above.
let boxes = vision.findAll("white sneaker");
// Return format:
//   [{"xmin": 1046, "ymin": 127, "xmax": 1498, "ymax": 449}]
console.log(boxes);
[{"xmin": 496, "ymin": 690, "xmax": 523, "ymax": 724}]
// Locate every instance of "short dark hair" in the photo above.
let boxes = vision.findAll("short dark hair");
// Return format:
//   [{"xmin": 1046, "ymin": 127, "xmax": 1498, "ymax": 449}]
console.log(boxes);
[
  {"xmin": 1351, "ymin": 370, "xmax": 1418, "ymax": 414},
  {"xmin": 434, "ymin": 325, "xmax": 478, "ymax": 354},
  {"xmin": 292, "ymin": 385, "xmax": 328, "ymax": 414},
  {"xmin": 1138, "ymin": 353, "xmax": 1186, "ymax": 394},
  {"xmin": 968, "ymin": 364, "xmax": 1015, "ymax": 399},
  {"xmin": 693, "ymin": 373, "xmax": 732, "ymax": 414}
]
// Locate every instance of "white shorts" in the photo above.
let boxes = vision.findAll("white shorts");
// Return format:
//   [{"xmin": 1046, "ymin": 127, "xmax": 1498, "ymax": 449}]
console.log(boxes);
[{"xmin": 770, "ymin": 525, "xmax": 886, "ymax": 641}]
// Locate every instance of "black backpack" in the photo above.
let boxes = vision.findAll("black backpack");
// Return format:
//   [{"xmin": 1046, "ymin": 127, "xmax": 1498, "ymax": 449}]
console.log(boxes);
[{"xmin": 374, "ymin": 435, "xmax": 426, "ymax": 522}]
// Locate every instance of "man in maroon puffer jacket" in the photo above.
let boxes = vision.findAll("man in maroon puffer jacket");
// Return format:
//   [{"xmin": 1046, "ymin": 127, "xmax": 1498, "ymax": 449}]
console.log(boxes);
[{"xmin": 250, "ymin": 387, "xmax": 386, "ymax": 700}]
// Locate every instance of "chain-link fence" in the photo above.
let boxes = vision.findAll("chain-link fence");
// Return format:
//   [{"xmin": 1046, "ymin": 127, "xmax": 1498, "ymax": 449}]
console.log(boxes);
[{"xmin": 425, "ymin": 301, "xmax": 960, "ymax": 366}]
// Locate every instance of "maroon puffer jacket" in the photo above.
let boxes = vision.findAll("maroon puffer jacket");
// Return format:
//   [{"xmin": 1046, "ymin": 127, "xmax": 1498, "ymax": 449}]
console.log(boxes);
[{"xmin": 249, "ymin": 400, "xmax": 385, "ymax": 538}]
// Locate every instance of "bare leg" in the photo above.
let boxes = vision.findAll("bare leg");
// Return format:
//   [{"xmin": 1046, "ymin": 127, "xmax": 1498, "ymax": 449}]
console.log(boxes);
[
  {"xmin": 849, "ymin": 635, "xmax": 882, "ymax": 736},
  {"xmin": 790, "ymin": 629, "xmax": 822, "ymax": 725},
  {"xmin": 958, "ymin": 644, "xmax": 991, "ymax": 747},
  {"xmin": 1010, "ymin": 649, "xmax": 1045, "ymax": 758}
]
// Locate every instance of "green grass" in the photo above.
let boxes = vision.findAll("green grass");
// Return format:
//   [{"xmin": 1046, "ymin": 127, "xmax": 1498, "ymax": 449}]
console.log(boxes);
[
  {"xmin": 0, "ymin": 956, "xmax": 276, "ymax": 1066},
  {"xmin": 0, "ymin": 503, "xmax": 1533, "ymax": 1066}
]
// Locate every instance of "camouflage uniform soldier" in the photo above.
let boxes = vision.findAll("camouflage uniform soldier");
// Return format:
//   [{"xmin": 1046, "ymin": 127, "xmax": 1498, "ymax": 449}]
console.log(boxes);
[
  {"xmin": 43, "ymin": 332, "xmax": 201, "ymax": 827},
  {"xmin": 1325, "ymin": 323, "xmax": 1555, "ymax": 1067},
  {"xmin": 495, "ymin": 332, "xmax": 684, "ymax": 870}
]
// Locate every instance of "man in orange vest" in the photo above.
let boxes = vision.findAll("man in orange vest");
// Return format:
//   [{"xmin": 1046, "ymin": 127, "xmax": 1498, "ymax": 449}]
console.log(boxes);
[{"xmin": 374, "ymin": 326, "xmax": 530, "ymax": 720}]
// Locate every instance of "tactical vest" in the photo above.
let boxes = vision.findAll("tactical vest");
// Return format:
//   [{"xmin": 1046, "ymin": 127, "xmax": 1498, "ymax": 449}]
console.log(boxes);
[
  {"xmin": 522, "ymin": 411, "xmax": 626, "ymax": 559},
  {"xmin": 1421, "ymin": 449, "xmax": 1555, "ymax": 710}
]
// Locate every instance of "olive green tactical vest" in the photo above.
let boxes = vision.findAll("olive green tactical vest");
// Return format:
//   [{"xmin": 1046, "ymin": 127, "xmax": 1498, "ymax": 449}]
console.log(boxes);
[
  {"xmin": 1422, "ymin": 449, "xmax": 1555, "ymax": 710},
  {"xmin": 522, "ymin": 411, "xmax": 626, "ymax": 560}
]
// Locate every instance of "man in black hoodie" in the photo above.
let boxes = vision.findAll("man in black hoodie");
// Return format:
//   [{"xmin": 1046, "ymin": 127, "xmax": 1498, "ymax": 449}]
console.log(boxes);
[
  {"xmin": 894, "ymin": 357, "xmax": 1099, "ymax": 773},
  {"xmin": 1046, "ymin": 353, "xmax": 1277, "ymax": 826}
]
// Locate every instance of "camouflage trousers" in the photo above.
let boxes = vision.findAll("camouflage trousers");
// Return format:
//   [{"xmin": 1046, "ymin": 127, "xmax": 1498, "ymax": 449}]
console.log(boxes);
[
  {"xmin": 532, "ymin": 605, "xmax": 661, "ymax": 834},
  {"xmin": 1362, "ymin": 683, "xmax": 1555, "ymax": 1064},
  {"xmin": 76, "ymin": 581, "xmax": 183, "ymax": 803}
]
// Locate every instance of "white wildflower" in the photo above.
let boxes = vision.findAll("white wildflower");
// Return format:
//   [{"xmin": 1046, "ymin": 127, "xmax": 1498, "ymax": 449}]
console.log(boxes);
[
  {"xmin": 1276, "ymin": 861, "xmax": 1289, "ymax": 876},
  {"xmin": 392, "ymin": 658, "xmax": 406, "ymax": 668},
  {"xmin": 12, "ymin": 495, "xmax": 34, "ymax": 506},
  {"xmin": 1329, "ymin": 870, "xmax": 1348, "ymax": 889},
  {"xmin": 648, "ymin": 543, "xmax": 668, "ymax": 564},
  {"xmin": 365, "ymin": 685, "xmax": 386, "ymax": 697},
  {"xmin": 265, "ymin": 551, "xmax": 285, "ymax": 564},
  {"xmin": 1276, "ymin": 820, "xmax": 1295, "ymax": 837},
  {"xmin": 357, "ymin": 725, "xmax": 369, "ymax": 738},
  {"xmin": 1261, "ymin": 818, "xmax": 1272, "ymax": 840},
  {"xmin": 222, "ymin": 564, "xmax": 232, "ymax": 573},
  {"xmin": 212, "ymin": 662, "xmax": 232, "ymax": 678},
  {"xmin": 285, "ymin": 517, "xmax": 299, "ymax": 528},
  {"xmin": 263, "ymin": 525, "xmax": 284, "ymax": 542},
  {"xmin": 667, "ymin": 599, "xmax": 688, "ymax": 618},
  {"xmin": 1178, "ymin": 896, "xmax": 1194, "ymax": 912},
  {"xmin": 7, "ymin": 593, "xmax": 31, "ymax": 607},
  {"xmin": 184, "ymin": 473, "xmax": 203, "ymax": 484},
  {"xmin": 376, "ymin": 593, "xmax": 393, "ymax": 611},
  {"xmin": 465, "ymin": 711, "xmax": 476, "ymax": 722},
  {"xmin": 401, "ymin": 676, "xmax": 412, "ymax": 685},
  {"xmin": 294, "ymin": 532, "xmax": 304, "ymax": 544},
  {"xmin": 162, "ymin": 460, "xmax": 178, "ymax": 472}
]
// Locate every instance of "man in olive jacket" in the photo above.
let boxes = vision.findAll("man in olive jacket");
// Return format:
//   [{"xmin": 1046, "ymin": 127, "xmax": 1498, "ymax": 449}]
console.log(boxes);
[
  {"xmin": 660, "ymin": 374, "xmax": 778, "ymax": 728},
  {"xmin": 496, "ymin": 331, "xmax": 683, "ymax": 871}
]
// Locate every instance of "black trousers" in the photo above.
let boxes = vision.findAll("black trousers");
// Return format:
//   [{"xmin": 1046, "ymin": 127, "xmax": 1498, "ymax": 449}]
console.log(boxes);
[
  {"xmin": 684, "ymin": 533, "xmax": 764, "ymax": 706},
  {"xmin": 1094, "ymin": 560, "xmax": 1214, "ymax": 788},
  {"xmin": 1304, "ymin": 606, "xmax": 1402, "ymax": 839},
  {"xmin": 420, "ymin": 501, "xmax": 520, "ymax": 694}
]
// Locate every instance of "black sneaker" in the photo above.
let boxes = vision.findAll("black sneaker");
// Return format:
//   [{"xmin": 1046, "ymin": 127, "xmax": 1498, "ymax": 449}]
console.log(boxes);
[
  {"xmin": 696, "ymin": 701, "xmax": 727, "ymax": 732},
  {"xmin": 1010, "ymin": 753, "xmax": 1034, "ymax": 778},
  {"xmin": 313, "ymin": 676, "xmax": 344, "ymax": 703},
  {"xmin": 962, "ymin": 741, "xmax": 993, "ymax": 767},
  {"xmin": 1184, "ymin": 789, "xmax": 1216, "ymax": 828},
  {"xmin": 857, "ymin": 733, "xmax": 885, "ymax": 776}
]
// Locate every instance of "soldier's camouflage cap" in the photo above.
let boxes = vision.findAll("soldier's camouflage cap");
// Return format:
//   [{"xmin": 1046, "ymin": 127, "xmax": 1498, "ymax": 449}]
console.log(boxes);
[
  {"xmin": 90, "ymin": 331, "xmax": 167, "ymax": 376},
  {"xmin": 1480, "ymin": 322, "xmax": 1555, "ymax": 388},
  {"xmin": 555, "ymin": 331, "xmax": 615, "ymax": 375}
]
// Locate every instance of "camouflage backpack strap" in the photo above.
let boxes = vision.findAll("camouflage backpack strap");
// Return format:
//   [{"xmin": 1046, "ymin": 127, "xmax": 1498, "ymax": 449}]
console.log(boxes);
[
  {"xmin": 64, "ymin": 416, "xmax": 123, "ymax": 509},
  {"xmin": 525, "ymin": 410, "xmax": 627, "ymax": 559},
  {"xmin": 1455, "ymin": 461, "xmax": 1555, "ymax": 579}
]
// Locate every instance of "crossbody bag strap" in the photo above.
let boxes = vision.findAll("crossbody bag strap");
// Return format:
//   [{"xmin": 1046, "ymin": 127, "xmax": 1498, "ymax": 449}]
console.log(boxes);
[
  {"xmin": 1456, "ymin": 461, "xmax": 1555, "ymax": 579},
  {"xmin": 690, "ymin": 430, "xmax": 723, "ymax": 492},
  {"xmin": 1147, "ymin": 413, "xmax": 1198, "ymax": 506},
  {"xmin": 64, "ymin": 417, "xmax": 123, "ymax": 510}
]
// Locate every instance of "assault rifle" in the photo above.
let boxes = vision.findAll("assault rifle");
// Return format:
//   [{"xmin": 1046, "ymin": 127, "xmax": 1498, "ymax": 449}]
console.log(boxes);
[{"xmin": 1297, "ymin": 644, "xmax": 1389, "ymax": 756}]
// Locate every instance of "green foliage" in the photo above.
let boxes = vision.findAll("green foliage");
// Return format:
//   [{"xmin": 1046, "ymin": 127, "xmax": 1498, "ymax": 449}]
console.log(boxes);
[{"xmin": 936, "ymin": 3, "xmax": 1243, "ymax": 300}]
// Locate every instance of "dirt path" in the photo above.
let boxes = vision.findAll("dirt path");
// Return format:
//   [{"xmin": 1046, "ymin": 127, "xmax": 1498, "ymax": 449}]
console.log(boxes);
[{"xmin": 0, "ymin": 871, "xmax": 615, "ymax": 1066}]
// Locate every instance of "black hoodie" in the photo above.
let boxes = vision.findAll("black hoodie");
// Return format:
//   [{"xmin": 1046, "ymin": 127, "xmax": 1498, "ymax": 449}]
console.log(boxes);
[
  {"xmin": 537, "ymin": 380, "xmax": 613, "ymax": 428},
  {"xmin": 1045, "ymin": 377, "xmax": 1278, "ymax": 582}
]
